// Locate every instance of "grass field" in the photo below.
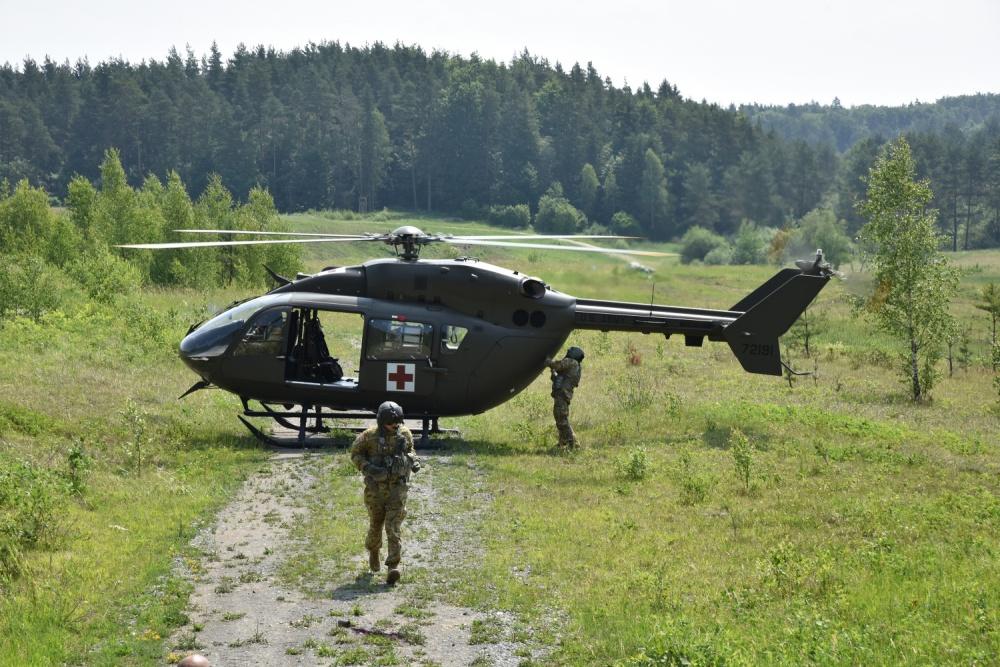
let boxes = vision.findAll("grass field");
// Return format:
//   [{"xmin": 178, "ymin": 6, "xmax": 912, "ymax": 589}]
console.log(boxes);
[{"xmin": 1, "ymin": 209, "xmax": 999, "ymax": 664}]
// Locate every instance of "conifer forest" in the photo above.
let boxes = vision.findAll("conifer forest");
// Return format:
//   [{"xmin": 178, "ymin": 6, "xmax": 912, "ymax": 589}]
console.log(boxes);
[{"xmin": 2, "ymin": 42, "xmax": 1000, "ymax": 248}]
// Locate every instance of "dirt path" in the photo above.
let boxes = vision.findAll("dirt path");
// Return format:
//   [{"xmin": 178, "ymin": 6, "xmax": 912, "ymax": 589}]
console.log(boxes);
[{"xmin": 167, "ymin": 449, "xmax": 543, "ymax": 666}]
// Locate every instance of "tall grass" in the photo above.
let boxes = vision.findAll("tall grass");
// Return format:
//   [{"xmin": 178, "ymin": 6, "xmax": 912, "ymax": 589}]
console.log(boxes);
[{"xmin": 4, "ymin": 210, "xmax": 1000, "ymax": 663}]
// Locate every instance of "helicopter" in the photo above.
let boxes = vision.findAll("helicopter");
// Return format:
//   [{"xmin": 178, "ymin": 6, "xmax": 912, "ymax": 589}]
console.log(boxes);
[{"xmin": 120, "ymin": 226, "xmax": 834, "ymax": 446}]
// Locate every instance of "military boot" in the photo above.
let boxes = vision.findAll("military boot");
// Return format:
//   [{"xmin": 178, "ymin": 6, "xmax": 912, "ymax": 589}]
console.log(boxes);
[
  {"xmin": 386, "ymin": 568, "xmax": 401, "ymax": 585},
  {"xmin": 368, "ymin": 550, "xmax": 381, "ymax": 572}
]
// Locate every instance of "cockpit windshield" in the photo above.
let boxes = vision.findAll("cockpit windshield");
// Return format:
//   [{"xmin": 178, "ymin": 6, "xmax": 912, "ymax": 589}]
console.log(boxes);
[{"xmin": 180, "ymin": 294, "xmax": 290, "ymax": 357}]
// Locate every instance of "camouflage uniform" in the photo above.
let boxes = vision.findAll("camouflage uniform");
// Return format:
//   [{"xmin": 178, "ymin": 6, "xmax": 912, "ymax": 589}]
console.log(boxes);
[
  {"xmin": 350, "ymin": 424, "xmax": 419, "ymax": 569},
  {"xmin": 545, "ymin": 356, "xmax": 582, "ymax": 448}
]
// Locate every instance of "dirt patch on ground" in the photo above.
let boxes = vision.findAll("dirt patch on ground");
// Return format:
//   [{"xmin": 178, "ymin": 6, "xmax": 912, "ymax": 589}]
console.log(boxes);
[{"xmin": 166, "ymin": 449, "xmax": 545, "ymax": 666}]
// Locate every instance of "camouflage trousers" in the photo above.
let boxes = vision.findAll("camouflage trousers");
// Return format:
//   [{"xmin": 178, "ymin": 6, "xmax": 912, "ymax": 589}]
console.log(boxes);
[
  {"xmin": 364, "ymin": 481, "xmax": 408, "ymax": 568},
  {"xmin": 552, "ymin": 395, "xmax": 577, "ymax": 448}
]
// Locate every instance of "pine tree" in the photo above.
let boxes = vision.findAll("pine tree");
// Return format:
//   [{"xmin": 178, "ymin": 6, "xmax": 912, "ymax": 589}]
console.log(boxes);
[{"xmin": 639, "ymin": 148, "xmax": 669, "ymax": 239}]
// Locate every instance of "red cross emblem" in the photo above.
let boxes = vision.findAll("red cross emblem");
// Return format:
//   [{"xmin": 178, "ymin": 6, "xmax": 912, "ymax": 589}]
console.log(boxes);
[{"xmin": 386, "ymin": 363, "xmax": 415, "ymax": 392}]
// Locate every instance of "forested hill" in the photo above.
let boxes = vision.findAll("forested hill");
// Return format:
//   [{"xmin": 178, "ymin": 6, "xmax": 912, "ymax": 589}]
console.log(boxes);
[
  {"xmin": 739, "ymin": 94, "xmax": 1000, "ymax": 152},
  {"xmin": 1, "ymin": 42, "xmax": 999, "ymax": 248}
]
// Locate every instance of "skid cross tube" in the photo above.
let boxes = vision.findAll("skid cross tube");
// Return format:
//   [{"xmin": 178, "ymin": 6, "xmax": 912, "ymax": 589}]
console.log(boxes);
[{"xmin": 238, "ymin": 397, "xmax": 455, "ymax": 448}]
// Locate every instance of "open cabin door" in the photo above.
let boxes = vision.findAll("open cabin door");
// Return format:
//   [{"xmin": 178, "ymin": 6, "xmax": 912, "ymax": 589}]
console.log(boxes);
[
  {"xmin": 359, "ymin": 317, "xmax": 438, "ymax": 398},
  {"xmin": 284, "ymin": 307, "xmax": 362, "ymax": 387}
]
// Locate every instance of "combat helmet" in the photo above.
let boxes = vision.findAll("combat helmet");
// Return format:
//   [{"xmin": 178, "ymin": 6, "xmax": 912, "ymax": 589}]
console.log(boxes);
[
  {"xmin": 377, "ymin": 401, "xmax": 405, "ymax": 428},
  {"xmin": 566, "ymin": 346, "xmax": 585, "ymax": 362}
]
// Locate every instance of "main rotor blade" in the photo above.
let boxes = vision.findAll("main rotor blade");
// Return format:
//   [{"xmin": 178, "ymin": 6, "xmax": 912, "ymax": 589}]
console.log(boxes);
[
  {"xmin": 442, "ymin": 238, "xmax": 675, "ymax": 256},
  {"xmin": 447, "ymin": 234, "xmax": 638, "ymax": 240},
  {"xmin": 117, "ymin": 237, "xmax": 377, "ymax": 250},
  {"xmin": 174, "ymin": 229, "xmax": 371, "ymax": 238}
]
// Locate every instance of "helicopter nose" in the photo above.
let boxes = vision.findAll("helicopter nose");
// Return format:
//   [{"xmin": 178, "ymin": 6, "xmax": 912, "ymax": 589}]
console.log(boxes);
[{"xmin": 179, "ymin": 322, "xmax": 240, "ymax": 379}]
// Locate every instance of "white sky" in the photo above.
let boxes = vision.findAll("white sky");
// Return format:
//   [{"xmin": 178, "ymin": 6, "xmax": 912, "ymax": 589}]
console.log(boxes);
[{"xmin": 1, "ymin": 0, "xmax": 998, "ymax": 108}]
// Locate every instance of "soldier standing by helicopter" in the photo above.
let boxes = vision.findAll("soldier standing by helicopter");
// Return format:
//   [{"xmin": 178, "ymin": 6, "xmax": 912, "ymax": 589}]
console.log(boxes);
[
  {"xmin": 544, "ymin": 346, "xmax": 584, "ymax": 448},
  {"xmin": 350, "ymin": 401, "xmax": 421, "ymax": 585}
]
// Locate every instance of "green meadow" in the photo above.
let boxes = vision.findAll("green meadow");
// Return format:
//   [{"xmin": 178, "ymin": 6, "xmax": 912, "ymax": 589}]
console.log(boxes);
[{"xmin": 2, "ymin": 210, "xmax": 999, "ymax": 664}]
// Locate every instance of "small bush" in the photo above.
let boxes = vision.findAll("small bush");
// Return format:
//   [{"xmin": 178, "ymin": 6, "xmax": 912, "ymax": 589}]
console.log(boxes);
[
  {"xmin": 616, "ymin": 446, "xmax": 649, "ymax": 482},
  {"xmin": 730, "ymin": 428, "xmax": 754, "ymax": 492},
  {"xmin": 65, "ymin": 441, "xmax": 90, "ymax": 497},
  {"xmin": 0, "ymin": 254, "xmax": 71, "ymax": 321},
  {"xmin": 536, "ymin": 184, "xmax": 585, "ymax": 233},
  {"xmin": 120, "ymin": 399, "xmax": 149, "ymax": 475},
  {"xmin": 610, "ymin": 211, "xmax": 642, "ymax": 236},
  {"xmin": 487, "ymin": 204, "xmax": 531, "ymax": 229},
  {"xmin": 0, "ymin": 456, "xmax": 67, "ymax": 581},
  {"xmin": 679, "ymin": 226, "xmax": 726, "ymax": 264},
  {"xmin": 65, "ymin": 249, "xmax": 143, "ymax": 303},
  {"xmin": 677, "ymin": 449, "xmax": 713, "ymax": 505},
  {"xmin": 730, "ymin": 220, "xmax": 773, "ymax": 265},
  {"xmin": 703, "ymin": 244, "xmax": 733, "ymax": 265},
  {"xmin": 613, "ymin": 373, "xmax": 656, "ymax": 412}
]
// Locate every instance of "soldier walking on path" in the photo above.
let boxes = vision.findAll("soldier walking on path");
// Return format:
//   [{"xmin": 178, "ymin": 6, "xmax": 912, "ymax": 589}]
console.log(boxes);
[
  {"xmin": 350, "ymin": 401, "xmax": 421, "ymax": 585},
  {"xmin": 544, "ymin": 346, "xmax": 584, "ymax": 448}
]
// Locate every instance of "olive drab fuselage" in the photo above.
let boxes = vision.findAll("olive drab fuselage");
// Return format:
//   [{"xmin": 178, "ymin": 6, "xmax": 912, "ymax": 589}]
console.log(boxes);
[
  {"xmin": 179, "ymin": 257, "xmax": 576, "ymax": 418},
  {"xmin": 177, "ymin": 254, "xmax": 831, "ymax": 420}
]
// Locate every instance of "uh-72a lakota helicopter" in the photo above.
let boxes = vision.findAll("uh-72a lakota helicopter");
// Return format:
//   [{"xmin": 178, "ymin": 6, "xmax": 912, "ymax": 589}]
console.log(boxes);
[{"xmin": 121, "ymin": 226, "xmax": 834, "ymax": 446}]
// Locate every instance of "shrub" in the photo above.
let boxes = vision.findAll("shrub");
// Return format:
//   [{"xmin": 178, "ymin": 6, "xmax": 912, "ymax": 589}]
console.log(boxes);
[
  {"xmin": 0, "ymin": 456, "xmax": 66, "ymax": 581},
  {"xmin": 788, "ymin": 207, "xmax": 854, "ymax": 268},
  {"xmin": 65, "ymin": 248, "xmax": 143, "ymax": 303},
  {"xmin": 616, "ymin": 446, "xmax": 649, "ymax": 482},
  {"xmin": 536, "ymin": 184, "xmax": 585, "ymax": 234},
  {"xmin": 610, "ymin": 211, "xmax": 642, "ymax": 237},
  {"xmin": 677, "ymin": 448, "xmax": 713, "ymax": 505},
  {"xmin": 679, "ymin": 226, "xmax": 726, "ymax": 264},
  {"xmin": 0, "ymin": 253, "xmax": 71, "ymax": 321},
  {"xmin": 613, "ymin": 372, "xmax": 656, "ymax": 412},
  {"xmin": 486, "ymin": 204, "xmax": 531, "ymax": 229},
  {"xmin": 730, "ymin": 428, "xmax": 754, "ymax": 492},
  {"xmin": 730, "ymin": 220, "xmax": 772, "ymax": 265},
  {"xmin": 703, "ymin": 244, "xmax": 733, "ymax": 265},
  {"xmin": 65, "ymin": 441, "xmax": 90, "ymax": 497}
]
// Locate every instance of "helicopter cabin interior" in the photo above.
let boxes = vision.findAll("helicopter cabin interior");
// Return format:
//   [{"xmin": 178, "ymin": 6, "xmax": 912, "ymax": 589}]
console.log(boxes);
[{"xmin": 233, "ymin": 305, "xmax": 469, "ymax": 390}]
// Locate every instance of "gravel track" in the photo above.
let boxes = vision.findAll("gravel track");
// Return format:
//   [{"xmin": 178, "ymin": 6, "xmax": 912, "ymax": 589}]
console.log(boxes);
[{"xmin": 166, "ymin": 449, "xmax": 544, "ymax": 666}]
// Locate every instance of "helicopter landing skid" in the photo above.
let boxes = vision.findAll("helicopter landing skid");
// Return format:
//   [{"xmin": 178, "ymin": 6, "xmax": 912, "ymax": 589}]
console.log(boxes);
[{"xmin": 238, "ymin": 398, "xmax": 458, "ymax": 449}]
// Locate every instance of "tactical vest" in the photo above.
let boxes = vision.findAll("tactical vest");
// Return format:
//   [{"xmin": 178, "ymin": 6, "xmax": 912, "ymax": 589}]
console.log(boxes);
[{"xmin": 376, "ymin": 430, "xmax": 414, "ymax": 483}]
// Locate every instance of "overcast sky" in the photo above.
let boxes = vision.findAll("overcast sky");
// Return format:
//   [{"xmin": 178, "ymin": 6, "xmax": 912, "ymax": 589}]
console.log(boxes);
[{"xmin": 1, "ymin": 0, "xmax": 997, "ymax": 108}]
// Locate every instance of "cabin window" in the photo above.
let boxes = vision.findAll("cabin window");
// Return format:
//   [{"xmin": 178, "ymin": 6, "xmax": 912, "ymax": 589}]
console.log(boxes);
[
  {"xmin": 233, "ymin": 309, "xmax": 288, "ymax": 357},
  {"xmin": 366, "ymin": 319, "xmax": 433, "ymax": 359},
  {"xmin": 441, "ymin": 325, "xmax": 469, "ymax": 352}
]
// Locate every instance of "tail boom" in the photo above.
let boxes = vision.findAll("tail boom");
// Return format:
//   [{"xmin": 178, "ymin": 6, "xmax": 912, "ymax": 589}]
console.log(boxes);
[{"xmin": 572, "ymin": 267, "xmax": 831, "ymax": 376}]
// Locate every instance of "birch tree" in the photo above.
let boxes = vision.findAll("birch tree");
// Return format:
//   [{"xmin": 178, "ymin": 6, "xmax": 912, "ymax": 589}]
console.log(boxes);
[{"xmin": 858, "ymin": 137, "xmax": 958, "ymax": 401}]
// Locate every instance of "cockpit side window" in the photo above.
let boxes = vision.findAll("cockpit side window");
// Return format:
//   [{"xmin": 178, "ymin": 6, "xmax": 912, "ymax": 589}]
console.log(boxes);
[
  {"xmin": 365, "ymin": 319, "xmax": 433, "ymax": 359},
  {"xmin": 441, "ymin": 325, "xmax": 469, "ymax": 352},
  {"xmin": 233, "ymin": 309, "xmax": 288, "ymax": 357}
]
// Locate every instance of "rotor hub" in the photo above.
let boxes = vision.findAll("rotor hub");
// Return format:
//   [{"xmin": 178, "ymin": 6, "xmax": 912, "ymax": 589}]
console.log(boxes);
[{"xmin": 387, "ymin": 225, "xmax": 434, "ymax": 261}]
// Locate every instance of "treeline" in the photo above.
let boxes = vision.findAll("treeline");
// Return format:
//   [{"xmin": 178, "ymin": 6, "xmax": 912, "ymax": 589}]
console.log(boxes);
[
  {"xmin": 1, "ymin": 43, "xmax": 999, "ymax": 249},
  {"xmin": 0, "ymin": 150, "xmax": 299, "ymax": 324},
  {"xmin": 740, "ymin": 95, "xmax": 1000, "ymax": 152},
  {"xmin": 1, "ymin": 43, "xmax": 836, "ymax": 242}
]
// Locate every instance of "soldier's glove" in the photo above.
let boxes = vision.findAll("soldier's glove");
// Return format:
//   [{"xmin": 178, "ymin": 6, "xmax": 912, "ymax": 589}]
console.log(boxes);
[
  {"xmin": 364, "ymin": 464, "xmax": 389, "ymax": 482},
  {"xmin": 411, "ymin": 459, "xmax": 421, "ymax": 474}
]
